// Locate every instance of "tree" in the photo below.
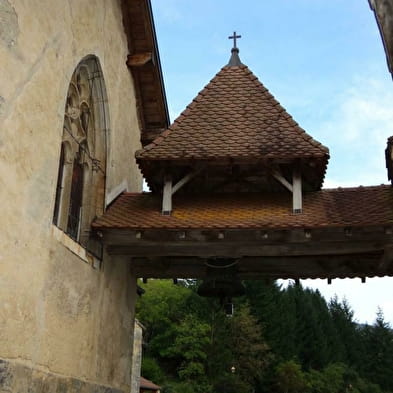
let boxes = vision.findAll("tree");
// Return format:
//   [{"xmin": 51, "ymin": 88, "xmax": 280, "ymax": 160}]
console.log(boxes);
[
  {"xmin": 275, "ymin": 360, "xmax": 308, "ymax": 393},
  {"xmin": 141, "ymin": 356, "xmax": 165, "ymax": 384},
  {"xmin": 136, "ymin": 280, "xmax": 197, "ymax": 375},
  {"xmin": 230, "ymin": 304, "xmax": 271, "ymax": 389},
  {"xmin": 245, "ymin": 280, "xmax": 297, "ymax": 361},
  {"xmin": 328, "ymin": 296, "xmax": 360, "ymax": 366},
  {"xmin": 136, "ymin": 279, "xmax": 392, "ymax": 393},
  {"xmin": 360, "ymin": 308, "xmax": 393, "ymax": 390},
  {"xmin": 166, "ymin": 314, "xmax": 210, "ymax": 381}
]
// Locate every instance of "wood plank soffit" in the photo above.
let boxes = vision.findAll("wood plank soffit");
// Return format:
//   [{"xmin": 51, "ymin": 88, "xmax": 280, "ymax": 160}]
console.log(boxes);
[{"xmin": 121, "ymin": 0, "xmax": 169, "ymax": 145}]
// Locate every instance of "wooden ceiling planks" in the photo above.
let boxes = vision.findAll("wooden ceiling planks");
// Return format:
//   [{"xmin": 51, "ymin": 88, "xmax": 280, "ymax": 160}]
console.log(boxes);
[{"xmin": 121, "ymin": 0, "xmax": 169, "ymax": 145}]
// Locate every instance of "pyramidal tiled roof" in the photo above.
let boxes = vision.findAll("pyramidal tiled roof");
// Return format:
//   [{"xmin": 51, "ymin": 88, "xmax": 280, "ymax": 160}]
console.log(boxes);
[{"xmin": 136, "ymin": 63, "xmax": 329, "ymax": 162}]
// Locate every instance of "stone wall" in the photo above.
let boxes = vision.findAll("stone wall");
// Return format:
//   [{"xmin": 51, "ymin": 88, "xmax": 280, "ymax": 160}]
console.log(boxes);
[
  {"xmin": 130, "ymin": 320, "xmax": 144, "ymax": 393},
  {"xmin": 0, "ymin": 359, "xmax": 123, "ymax": 393},
  {"xmin": 0, "ymin": 0, "xmax": 142, "ymax": 391}
]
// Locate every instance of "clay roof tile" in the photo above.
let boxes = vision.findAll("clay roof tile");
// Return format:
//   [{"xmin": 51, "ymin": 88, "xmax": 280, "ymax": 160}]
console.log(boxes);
[
  {"xmin": 93, "ymin": 185, "xmax": 393, "ymax": 230},
  {"xmin": 136, "ymin": 65, "xmax": 329, "ymax": 163}
]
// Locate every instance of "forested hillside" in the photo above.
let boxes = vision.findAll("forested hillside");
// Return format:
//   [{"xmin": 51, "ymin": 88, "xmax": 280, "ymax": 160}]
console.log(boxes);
[{"xmin": 136, "ymin": 280, "xmax": 393, "ymax": 393}]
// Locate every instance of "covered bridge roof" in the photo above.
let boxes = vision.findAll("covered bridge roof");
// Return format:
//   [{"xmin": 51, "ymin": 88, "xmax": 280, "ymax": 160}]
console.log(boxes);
[
  {"xmin": 92, "ymin": 185, "xmax": 393, "ymax": 280},
  {"xmin": 94, "ymin": 185, "xmax": 393, "ymax": 230}
]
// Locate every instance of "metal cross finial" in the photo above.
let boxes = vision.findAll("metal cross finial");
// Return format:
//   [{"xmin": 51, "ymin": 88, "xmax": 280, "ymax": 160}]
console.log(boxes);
[{"xmin": 228, "ymin": 31, "xmax": 241, "ymax": 49}]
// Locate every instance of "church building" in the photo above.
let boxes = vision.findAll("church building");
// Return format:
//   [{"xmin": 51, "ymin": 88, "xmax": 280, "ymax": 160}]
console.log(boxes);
[
  {"xmin": 0, "ymin": 1, "xmax": 167, "ymax": 392},
  {"xmin": 93, "ymin": 36, "xmax": 393, "ymax": 286}
]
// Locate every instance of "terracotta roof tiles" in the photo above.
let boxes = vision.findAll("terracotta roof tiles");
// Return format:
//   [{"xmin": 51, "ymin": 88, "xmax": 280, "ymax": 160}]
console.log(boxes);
[
  {"xmin": 140, "ymin": 377, "xmax": 160, "ymax": 391},
  {"xmin": 135, "ymin": 65, "xmax": 329, "ymax": 162},
  {"xmin": 93, "ymin": 185, "xmax": 393, "ymax": 230}
]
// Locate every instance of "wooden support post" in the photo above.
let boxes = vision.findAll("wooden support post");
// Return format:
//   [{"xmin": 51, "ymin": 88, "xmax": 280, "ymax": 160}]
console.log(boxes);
[
  {"xmin": 378, "ymin": 245, "xmax": 393, "ymax": 272},
  {"xmin": 162, "ymin": 176, "xmax": 172, "ymax": 215},
  {"xmin": 161, "ymin": 168, "xmax": 203, "ymax": 215},
  {"xmin": 292, "ymin": 168, "xmax": 302, "ymax": 214}
]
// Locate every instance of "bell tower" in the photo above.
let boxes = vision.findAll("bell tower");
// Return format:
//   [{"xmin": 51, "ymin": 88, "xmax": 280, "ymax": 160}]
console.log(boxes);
[{"xmin": 136, "ymin": 36, "xmax": 329, "ymax": 216}]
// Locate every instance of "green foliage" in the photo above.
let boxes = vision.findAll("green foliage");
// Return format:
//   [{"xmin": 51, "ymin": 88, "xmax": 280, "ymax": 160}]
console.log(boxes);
[
  {"xmin": 212, "ymin": 374, "xmax": 250, "ymax": 393},
  {"xmin": 136, "ymin": 279, "xmax": 393, "ymax": 393},
  {"xmin": 275, "ymin": 360, "xmax": 308, "ymax": 393},
  {"xmin": 328, "ymin": 296, "xmax": 360, "ymax": 366},
  {"xmin": 359, "ymin": 309, "xmax": 393, "ymax": 391},
  {"xmin": 230, "ymin": 304, "xmax": 270, "ymax": 388},
  {"xmin": 141, "ymin": 356, "xmax": 165, "ymax": 384},
  {"xmin": 170, "ymin": 314, "xmax": 210, "ymax": 380},
  {"xmin": 162, "ymin": 380, "xmax": 211, "ymax": 393},
  {"xmin": 303, "ymin": 362, "xmax": 390, "ymax": 393}
]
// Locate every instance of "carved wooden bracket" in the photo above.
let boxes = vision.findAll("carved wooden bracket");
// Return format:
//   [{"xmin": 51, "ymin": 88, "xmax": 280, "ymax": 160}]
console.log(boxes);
[
  {"xmin": 162, "ymin": 169, "xmax": 203, "ymax": 215},
  {"xmin": 272, "ymin": 167, "xmax": 302, "ymax": 213}
]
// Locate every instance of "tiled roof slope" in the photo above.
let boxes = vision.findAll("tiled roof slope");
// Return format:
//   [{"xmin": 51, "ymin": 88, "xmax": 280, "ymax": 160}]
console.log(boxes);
[
  {"xmin": 136, "ymin": 65, "xmax": 329, "ymax": 161},
  {"xmin": 140, "ymin": 377, "xmax": 161, "ymax": 391},
  {"xmin": 93, "ymin": 185, "xmax": 393, "ymax": 230}
]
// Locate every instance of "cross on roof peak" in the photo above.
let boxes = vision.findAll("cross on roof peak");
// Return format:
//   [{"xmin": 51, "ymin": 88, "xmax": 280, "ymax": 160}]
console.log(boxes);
[
  {"xmin": 227, "ymin": 31, "xmax": 243, "ymax": 66},
  {"xmin": 228, "ymin": 31, "xmax": 241, "ymax": 49}
]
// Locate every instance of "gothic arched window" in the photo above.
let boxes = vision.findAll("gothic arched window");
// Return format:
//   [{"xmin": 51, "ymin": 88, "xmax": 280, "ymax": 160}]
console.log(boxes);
[{"xmin": 53, "ymin": 56, "xmax": 108, "ymax": 249}]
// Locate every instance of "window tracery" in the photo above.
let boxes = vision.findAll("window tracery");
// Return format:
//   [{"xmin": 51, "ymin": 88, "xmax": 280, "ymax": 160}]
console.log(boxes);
[{"xmin": 53, "ymin": 56, "xmax": 108, "ymax": 253}]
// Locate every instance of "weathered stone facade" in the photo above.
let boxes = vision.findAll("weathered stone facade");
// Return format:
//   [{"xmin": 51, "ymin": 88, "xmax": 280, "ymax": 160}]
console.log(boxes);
[
  {"xmin": 130, "ymin": 321, "xmax": 144, "ymax": 393},
  {"xmin": 0, "ymin": 0, "xmax": 145, "ymax": 391},
  {"xmin": 0, "ymin": 359, "xmax": 124, "ymax": 393}
]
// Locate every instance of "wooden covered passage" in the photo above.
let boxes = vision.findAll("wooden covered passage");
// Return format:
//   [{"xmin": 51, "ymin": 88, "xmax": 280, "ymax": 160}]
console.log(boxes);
[
  {"xmin": 93, "ymin": 186, "xmax": 393, "ymax": 280},
  {"xmin": 93, "ymin": 41, "xmax": 393, "ymax": 282}
]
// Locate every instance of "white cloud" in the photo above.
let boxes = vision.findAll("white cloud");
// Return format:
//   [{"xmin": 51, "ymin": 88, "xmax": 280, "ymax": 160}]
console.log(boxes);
[
  {"xmin": 302, "ymin": 277, "xmax": 393, "ymax": 325},
  {"xmin": 317, "ymin": 75, "xmax": 393, "ymax": 145},
  {"xmin": 316, "ymin": 74, "xmax": 393, "ymax": 187},
  {"xmin": 339, "ymin": 81, "xmax": 393, "ymax": 144}
]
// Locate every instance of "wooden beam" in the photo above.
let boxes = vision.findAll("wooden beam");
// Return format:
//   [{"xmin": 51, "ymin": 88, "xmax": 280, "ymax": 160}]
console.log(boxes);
[
  {"xmin": 272, "ymin": 168, "xmax": 293, "ymax": 192},
  {"xmin": 127, "ymin": 52, "xmax": 153, "ymax": 67},
  {"xmin": 107, "ymin": 241, "xmax": 386, "ymax": 257},
  {"xmin": 378, "ymin": 244, "xmax": 393, "ymax": 272},
  {"xmin": 292, "ymin": 168, "xmax": 302, "ymax": 213},
  {"xmin": 162, "ymin": 176, "xmax": 172, "ymax": 215},
  {"xmin": 128, "ymin": 253, "xmax": 385, "ymax": 279},
  {"xmin": 102, "ymin": 226, "xmax": 392, "ymax": 246},
  {"xmin": 172, "ymin": 168, "xmax": 202, "ymax": 195}
]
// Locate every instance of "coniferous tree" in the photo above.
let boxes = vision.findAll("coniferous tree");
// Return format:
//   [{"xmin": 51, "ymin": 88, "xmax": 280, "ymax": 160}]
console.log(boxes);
[
  {"xmin": 329, "ymin": 296, "xmax": 360, "ymax": 366},
  {"xmin": 230, "ymin": 304, "xmax": 271, "ymax": 389},
  {"xmin": 360, "ymin": 308, "xmax": 393, "ymax": 391},
  {"xmin": 136, "ymin": 279, "xmax": 392, "ymax": 393}
]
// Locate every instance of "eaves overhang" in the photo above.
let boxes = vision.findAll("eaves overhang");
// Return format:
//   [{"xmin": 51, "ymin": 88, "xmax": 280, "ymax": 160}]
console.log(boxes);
[
  {"xmin": 121, "ymin": 0, "xmax": 170, "ymax": 145},
  {"xmin": 369, "ymin": 0, "xmax": 393, "ymax": 77},
  {"xmin": 92, "ymin": 186, "xmax": 393, "ymax": 280}
]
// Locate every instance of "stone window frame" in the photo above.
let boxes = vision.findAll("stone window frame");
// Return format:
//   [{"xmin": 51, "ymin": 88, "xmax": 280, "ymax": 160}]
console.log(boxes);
[{"xmin": 53, "ymin": 56, "xmax": 109, "ymax": 258}]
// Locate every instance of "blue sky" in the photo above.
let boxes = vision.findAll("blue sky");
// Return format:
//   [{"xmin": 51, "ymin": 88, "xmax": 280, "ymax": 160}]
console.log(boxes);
[{"xmin": 151, "ymin": 0, "xmax": 393, "ymax": 324}]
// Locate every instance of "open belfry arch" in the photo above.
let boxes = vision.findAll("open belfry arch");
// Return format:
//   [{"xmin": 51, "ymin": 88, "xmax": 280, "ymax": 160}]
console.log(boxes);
[{"xmin": 93, "ymin": 34, "xmax": 393, "ymax": 284}]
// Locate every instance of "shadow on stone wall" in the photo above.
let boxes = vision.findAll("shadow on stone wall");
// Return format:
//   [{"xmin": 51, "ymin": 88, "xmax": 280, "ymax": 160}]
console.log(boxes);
[{"xmin": 0, "ymin": 359, "xmax": 124, "ymax": 393}]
